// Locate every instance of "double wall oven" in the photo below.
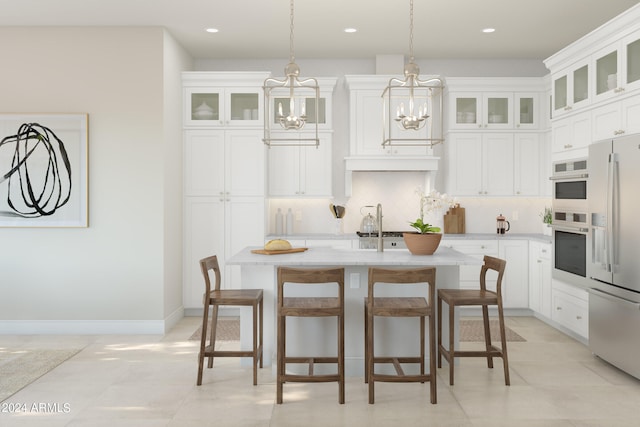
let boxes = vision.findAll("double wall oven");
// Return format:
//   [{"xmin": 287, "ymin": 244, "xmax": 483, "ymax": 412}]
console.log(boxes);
[{"xmin": 550, "ymin": 158, "xmax": 588, "ymax": 288}]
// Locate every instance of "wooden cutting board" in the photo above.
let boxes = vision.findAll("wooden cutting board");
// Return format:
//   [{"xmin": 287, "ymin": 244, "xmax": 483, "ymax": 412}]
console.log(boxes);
[
  {"xmin": 444, "ymin": 206, "xmax": 466, "ymax": 234},
  {"xmin": 251, "ymin": 248, "xmax": 309, "ymax": 255}
]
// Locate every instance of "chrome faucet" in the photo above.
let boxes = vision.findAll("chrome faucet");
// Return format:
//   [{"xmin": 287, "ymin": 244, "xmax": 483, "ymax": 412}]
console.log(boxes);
[{"xmin": 376, "ymin": 203, "xmax": 383, "ymax": 252}]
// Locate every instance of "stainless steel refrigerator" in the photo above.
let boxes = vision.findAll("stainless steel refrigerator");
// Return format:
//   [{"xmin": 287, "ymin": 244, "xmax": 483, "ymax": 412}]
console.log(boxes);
[{"xmin": 588, "ymin": 134, "xmax": 640, "ymax": 379}]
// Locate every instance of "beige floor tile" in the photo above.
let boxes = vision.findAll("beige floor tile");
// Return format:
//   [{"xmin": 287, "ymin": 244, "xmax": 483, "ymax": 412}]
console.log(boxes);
[{"xmin": 2, "ymin": 316, "xmax": 640, "ymax": 427}]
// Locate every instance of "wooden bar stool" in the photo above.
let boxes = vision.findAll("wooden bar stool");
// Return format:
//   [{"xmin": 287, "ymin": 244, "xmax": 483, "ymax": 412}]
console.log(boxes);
[
  {"xmin": 197, "ymin": 255, "xmax": 263, "ymax": 386},
  {"xmin": 276, "ymin": 267, "xmax": 345, "ymax": 404},
  {"xmin": 437, "ymin": 255, "xmax": 510, "ymax": 386},
  {"xmin": 364, "ymin": 267, "xmax": 437, "ymax": 404}
]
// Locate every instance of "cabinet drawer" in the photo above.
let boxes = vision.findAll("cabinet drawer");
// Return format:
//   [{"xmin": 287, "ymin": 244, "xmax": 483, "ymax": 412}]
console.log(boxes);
[
  {"xmin": 552, "ymin": 289, "xmax": 588, "ymax": 338},
  {"xmin": 442, "ymin": 240, "xmax": 498, "ymax": 255}
]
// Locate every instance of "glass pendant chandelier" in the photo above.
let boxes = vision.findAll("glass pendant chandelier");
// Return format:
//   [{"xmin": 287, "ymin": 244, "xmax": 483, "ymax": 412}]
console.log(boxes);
[
  {"xmin": 382, "ymin": 0, "xmax": 445, "ymax": 147},
  {"xmin": 263, "ymin": 0, "xmax": 320, "ymax": 147}
]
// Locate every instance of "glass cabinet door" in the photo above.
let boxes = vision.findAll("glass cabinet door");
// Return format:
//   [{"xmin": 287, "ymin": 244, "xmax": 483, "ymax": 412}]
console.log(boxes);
[
  {"xmin": 554, "ymin": 74, "xmax": 568, "ymax": 112},
  {"xmin": 226, "ymin": 90, "xmax": 262, "ymax": 126},
  {"xmin": 515, "ymin": 93, "xmax": 537, "ymax": 129},
  {"xmin": 272, "ymin": 97, "xmax": 328, "ymax": 127},
  {"xmin": 185, "ymin": 89, "xmax": 221, "ymax": 126},
  {"xmin": 483, "ymin": 93, "xmax": 512, "ymax": 129},
  {"xmin": 573, "ymin": 64, "xmax": 589, "ymax": 105},
  {"xmin": 451, "ymin": 94, "xmax": 480, "ymax": 129},
  {"xmin": 624, "ymin": 32, "xmax": 640, "ymax": 92},
  {"xmin": 595, "ymin": 50, "xmax": 618, "ymax": 96}
]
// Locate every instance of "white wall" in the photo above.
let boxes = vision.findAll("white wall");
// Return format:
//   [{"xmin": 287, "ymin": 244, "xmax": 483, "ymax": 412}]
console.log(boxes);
[{"xmin": 0, "ymin": 27, "xmax": 192, "ymax": 333}]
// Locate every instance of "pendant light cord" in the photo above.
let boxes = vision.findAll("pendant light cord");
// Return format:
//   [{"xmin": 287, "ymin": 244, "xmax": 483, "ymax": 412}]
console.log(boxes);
[
  {"xmin": 409, "ymin": 0, "xmax": 415, "ymax": 63},
  {"xmin": 289, "ymin": 0, "xmax": 295, "ymax": 64}
]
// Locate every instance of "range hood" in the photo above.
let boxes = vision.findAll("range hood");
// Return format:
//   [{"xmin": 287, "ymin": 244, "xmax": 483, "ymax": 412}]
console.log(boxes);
[
  {"xmin": 345, "ymin": 155, "xmax": 439, "ymax": 172},
  {"xmin": 344, "ymin": 155, "xmax": 440, "ymax": 196}
]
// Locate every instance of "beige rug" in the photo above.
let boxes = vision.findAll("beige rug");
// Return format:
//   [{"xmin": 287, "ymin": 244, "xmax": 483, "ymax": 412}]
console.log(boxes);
[
  {"xmin": 189, "ymin": 318, "xmax": 524, "ymax": 342},
  {"xmin": 460, "ymin": 319, "xmax": 526, "ymax": 342},
  {"xmin": 189, "ymin": 317, "xmax": 240, "ymax": 341},
  {"xmin": 0, "ymin": 348, "xmax": 82, "ymax": 402}
]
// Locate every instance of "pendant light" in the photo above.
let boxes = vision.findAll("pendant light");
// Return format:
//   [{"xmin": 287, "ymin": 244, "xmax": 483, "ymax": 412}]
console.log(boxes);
[
  {"xmin": 381, "ymin": 0, "xmax": 445, "ymax": 147},
  {"xmin": 263, "ymin": 0, "xmax": 320, "ymax": 147}
]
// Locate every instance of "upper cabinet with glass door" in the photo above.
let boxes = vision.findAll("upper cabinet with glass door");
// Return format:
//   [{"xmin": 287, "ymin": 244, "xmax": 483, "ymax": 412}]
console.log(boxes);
[
  {"xmin": 593, "ymin": 29, "xmax": 640, "ymax": 103},
  {"xmin": 182, "ymin": 72, "xmax": 270, "ymax": 127},
  {"xmin": 551, "ymin": 59, "xmax": 590, "ymax": 118},
  {"xmin": 450, "ymin": 92, "xmax": 512, "ymax": 130}
]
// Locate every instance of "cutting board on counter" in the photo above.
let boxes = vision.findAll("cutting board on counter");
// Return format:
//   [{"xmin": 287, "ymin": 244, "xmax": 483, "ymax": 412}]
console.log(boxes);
[
  {"xmin": 251, "ymin": 248, "xmax": 308, "ymax": 255},
  {"xmin": 444, "ymin": 206, "xmax": 465, "ymax": 234}
]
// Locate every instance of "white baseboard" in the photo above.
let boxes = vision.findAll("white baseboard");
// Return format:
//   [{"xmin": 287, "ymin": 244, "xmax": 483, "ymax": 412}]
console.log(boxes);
[
  {"xmin": 0, "ymin": 320, "xmax": 165, "ymax": 335},
  {"xmin": 163, "ymin": 306, "xmax": 185, "ymax": 333}
]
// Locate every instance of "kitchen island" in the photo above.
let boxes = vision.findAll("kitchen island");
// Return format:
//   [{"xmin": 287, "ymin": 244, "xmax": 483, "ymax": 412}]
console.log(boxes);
[{"xmin": 226, "ymin": 246, "xmax": 482, "ymax": 376}]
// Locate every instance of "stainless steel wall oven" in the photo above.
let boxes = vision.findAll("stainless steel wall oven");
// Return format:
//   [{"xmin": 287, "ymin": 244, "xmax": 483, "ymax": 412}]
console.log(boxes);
[{"xmin": 552, "ymin": 209, "xmax": 588, "ymax": 287}]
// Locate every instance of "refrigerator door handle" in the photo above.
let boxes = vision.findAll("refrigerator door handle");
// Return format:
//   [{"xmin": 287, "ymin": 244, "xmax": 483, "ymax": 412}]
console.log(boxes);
[
  {"xmin": 589, "ymin": 288, "xmax": 640, "ymax": 310},
  {"xmin": 606, "ymin": 153, "xmax": 616, "ymax": 273}
]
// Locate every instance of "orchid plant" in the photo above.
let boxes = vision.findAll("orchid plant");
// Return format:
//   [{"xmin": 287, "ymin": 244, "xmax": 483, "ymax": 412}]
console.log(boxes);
[{"xmin": 409, "ymin": 187, "xmax": 457, "ymax": 234}]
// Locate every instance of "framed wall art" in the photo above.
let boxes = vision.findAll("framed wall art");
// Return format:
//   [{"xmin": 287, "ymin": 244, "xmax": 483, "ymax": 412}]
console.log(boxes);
[{"xmin": 0, "ymin": 113, "xmax": 88, "ymax": 227}]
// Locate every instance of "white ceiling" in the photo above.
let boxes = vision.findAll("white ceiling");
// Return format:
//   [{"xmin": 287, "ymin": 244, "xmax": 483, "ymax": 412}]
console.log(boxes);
[{"xmin": 1, "ymin": 0, "xmax": 639, "ymax": 60}]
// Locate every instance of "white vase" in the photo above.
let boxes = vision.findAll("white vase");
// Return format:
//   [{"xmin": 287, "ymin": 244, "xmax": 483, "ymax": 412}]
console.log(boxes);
[{"xmin": 542, "ymin": 224, "xmax": 552, "ymax": 236}]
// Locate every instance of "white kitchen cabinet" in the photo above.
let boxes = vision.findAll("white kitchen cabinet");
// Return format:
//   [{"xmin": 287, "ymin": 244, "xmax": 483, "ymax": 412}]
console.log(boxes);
[
  {"xmin": 345, "ymin": 76, "xmax": 436, "ymax": 157},
  {"xmin": 552, "ymin": 59, "xmax": 591, "ymax": 118},
  {"xmin": 551, "ymin": 111, "xmax": 591, "ymax": 156},
  {"xmin": 442, "ymin": 239, "xmax": 529, "ymax": 309},
  {"xmin": 514, "ymin": 92, "xmax": 539, "ymax": 130},
  {"xmin": 514, "ymin": 133, "xmax": 541, "ymax": 196},
  {"xmin": 268, "ymin": 132, "xmax": 332, "ymax": 197},
  {"xmin": 449, "ymin": 92, "xmax": 513, "ymax": 130},
  {"xmin": 498, "ymin": 240, "xmax": 529, "ymax": 309},
  {"xmin": 183, "ymin": 72, "xmax": 270, "ymax": 128},
  {"xmin": 551, "ymin": 280, "xmax": 589, "ymax": 340},
  {"xmin": 447, "ymin": 133, "xmax": 515, "ymax": 196},
  {"xmin": 591, "ymin": 95, "xmax": 640, "ymax": 141},
  {"xmin": 184, "ymin": 196, "xmax": 265, "ymax": 308},
  {"xmin": 185, "ymin": 129, "xmax": 265, "ymax": 197},
  {"xmin": 592, "ymin": 29, "xmax": 640, "ymax": 104},
  {"xmin": 528, "ymin": 241, "xmax": 552, "ymax": 318}
]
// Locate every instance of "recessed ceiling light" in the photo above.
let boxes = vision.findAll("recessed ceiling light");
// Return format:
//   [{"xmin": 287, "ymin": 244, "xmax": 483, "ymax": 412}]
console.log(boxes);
[
  {"xmin": 205, "ymin": 28, "xmax": 219, "ymax": 33},
  {"xmin": 482, "ymin": 28, "xmax": 496, "ymax": 33},
  {"xmin": 344, "ymin": 28, "xmax": 357, "ymax": 33}
]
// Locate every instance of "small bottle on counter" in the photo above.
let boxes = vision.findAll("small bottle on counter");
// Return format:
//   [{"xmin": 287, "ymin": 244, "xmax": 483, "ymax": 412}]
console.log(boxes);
[
  {"xmin": 275, "ymin": 208, "xmax": 283, "ymax": 235},
  {"xmin": 286, "ymin": 208, "xmax": 294, "ymax": 235}
]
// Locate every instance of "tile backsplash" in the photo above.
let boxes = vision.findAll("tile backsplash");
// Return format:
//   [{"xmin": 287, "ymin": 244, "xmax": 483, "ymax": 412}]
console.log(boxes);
[{"xmin": 268, "ymin": 171, "xmax": 551, "ymax": 236}]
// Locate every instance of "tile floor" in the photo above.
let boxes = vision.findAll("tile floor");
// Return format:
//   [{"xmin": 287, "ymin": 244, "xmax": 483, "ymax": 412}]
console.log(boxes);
[{"xmin": 2, "ymin": 316, "xmax": 640, "ymax": 426}]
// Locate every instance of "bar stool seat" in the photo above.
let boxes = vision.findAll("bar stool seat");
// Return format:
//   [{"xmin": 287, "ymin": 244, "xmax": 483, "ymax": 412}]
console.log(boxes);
[
  {"xmin": 364, "ymin": 267, "xmax": 437, "ymax": 404},
  {"xmin": 197, "ymin": 255, "xmax": 263, "ymax": 386},
  {"xmin": 277, "ymin": 267, "xmax": 345, "ymax": 404},
  {"xmin": 437, "ymin": 255, "xmax": 510, "ymax": 386}
]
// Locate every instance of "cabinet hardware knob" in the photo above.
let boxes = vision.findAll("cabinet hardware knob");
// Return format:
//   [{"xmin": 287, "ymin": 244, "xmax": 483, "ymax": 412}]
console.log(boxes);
[
  {"xmin": 576, "ymin": 316, "xmax": 582, "ymax": 320},
  {"xmin": 537, "ymin": 260, "xmax": 542, "ymax": 263},
  {"xmin": 542, "ymin": 249, "xmax": 547, "ymax": 253},
  {"xmin": 516, "ymin": 191, "xmax": 521, "ymax": 194},
  {"xmin": 478, "ymin": 124, "xmax": 482, "ymax": 128},
  {"xmin": 556, "ymin": 306, "xmax": 562, "ymax": 310},
  {"xmin": 517, "ymin": 124, "xmax": 520, "ymax": 128}
]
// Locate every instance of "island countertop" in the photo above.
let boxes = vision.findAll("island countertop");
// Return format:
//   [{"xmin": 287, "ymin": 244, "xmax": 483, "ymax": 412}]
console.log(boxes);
[{"xmin": 226, "ymin": 246, "xmax": 483, "ymax": 266}]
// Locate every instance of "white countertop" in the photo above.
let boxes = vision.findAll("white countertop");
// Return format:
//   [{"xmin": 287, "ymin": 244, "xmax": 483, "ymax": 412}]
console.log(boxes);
[
  {"xmin": 227, "ymin": 246, "xmax": 483, "ymax": 266},
  {"xmin": 266, "ymin": 232, "xmax": 551, "ymax": 244}
]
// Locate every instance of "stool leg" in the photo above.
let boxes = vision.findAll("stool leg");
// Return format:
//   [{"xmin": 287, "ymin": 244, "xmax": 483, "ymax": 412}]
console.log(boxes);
[
  {"xmin": 429, "ymin": 311, "xmax": 437, "ymax": 404},
  {"xmin": 259, "ymin": 298, "xmax": 264, "ymax": 369},
  {"xmin": 208, "ymin": 305, "xmax": 219, "ymax": 369},
  {"xmin": 497, "ymin": 300, "xmax": 511, "ymax": 386},
  {"xmin": 437, "ymin": 296, "xmax": 442, "ymax": 369},
  {"xmin": 339, "ymin": 310, "xmax": 345, "ymax": 404},
  {"xmin": 420, "ymin": 315, "xmax": 425, "ymax": 380},
  {"xmin": 481, "ymin": 305, "xmax": 494, "ymax": 369},
  {"xmin": 367, "ymin": 312, "xmax": 375, "ymax": 404},
  {"xmin": 252, "ymin": 303, "xmax": 258, "ymax": 386},
  {"xmin": 364, "ymin": 303, "xmax": 368, "ymax": 384},
  {"xmin": 448, "ymin": 302, "xmax": 455, "ymax": 386},
  {"xmin": 197, "ymin": 302, "xmax": 209, "ymax": 386},
  {"xmin": 277, "ymin": 314, "xmax": 285, "ymax": 404}
]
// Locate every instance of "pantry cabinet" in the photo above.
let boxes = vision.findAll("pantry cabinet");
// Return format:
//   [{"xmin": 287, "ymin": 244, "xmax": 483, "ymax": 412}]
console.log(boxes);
[{"xmin": 182, "ymin": 72, "xmax": 269, "ymax": 309}]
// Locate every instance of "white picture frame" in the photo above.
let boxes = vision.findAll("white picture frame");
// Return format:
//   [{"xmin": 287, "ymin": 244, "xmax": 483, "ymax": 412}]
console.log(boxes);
[{"xmin": 0, "ymin": 113, "xmax": 89, "ymax": 227}]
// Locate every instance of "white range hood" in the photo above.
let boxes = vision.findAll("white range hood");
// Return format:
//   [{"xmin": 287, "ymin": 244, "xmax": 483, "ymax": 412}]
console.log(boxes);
[{"xmin": 344, "ymin": 155, "xmax": 439, "ymax": 196}]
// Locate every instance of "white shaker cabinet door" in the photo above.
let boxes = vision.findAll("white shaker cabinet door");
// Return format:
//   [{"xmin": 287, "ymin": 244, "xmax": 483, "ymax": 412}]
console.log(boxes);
[
  {"xmin": 184, "ymin": 130, "xmax": 225, "ymax": 196},
  {"xmin": 483, "ymin": 133, "xmax": 514, "ymax": 196},
  {"xmin": 499, "ymin": 240, "xmax": 529, "ymax": 309},
  {"xmin": 225, "ymin": 130, "xmax": 265, "ymax": 197}
]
